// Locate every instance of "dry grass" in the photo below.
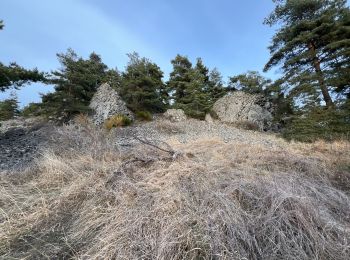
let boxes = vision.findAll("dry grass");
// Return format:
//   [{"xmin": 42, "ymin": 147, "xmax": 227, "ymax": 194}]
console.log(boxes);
[
  {"xmin": 73, "ymin": 113, "xmax": 91, "ymax": 126},
  {"xmin": 0, "ymin": 124, "xmax": 350, "ymax": 259},
  {"xmin": 104, "ymin": 114, "xmax": 132, "ymax": 130}
]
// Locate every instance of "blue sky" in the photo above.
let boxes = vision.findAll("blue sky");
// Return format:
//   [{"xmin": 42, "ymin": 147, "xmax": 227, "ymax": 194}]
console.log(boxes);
[{"xmin": 0, "ymin": 0, "xmax": 278, "ymax": 107}]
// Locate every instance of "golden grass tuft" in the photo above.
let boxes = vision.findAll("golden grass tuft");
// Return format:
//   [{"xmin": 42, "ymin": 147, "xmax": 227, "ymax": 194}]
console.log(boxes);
[
  {"xmin": 73, "ymin": 113, "xmax": 91, "ymax": 126},
  {"xmin": 104, "ymin": 114, "xmax": 132, "ymax": 130},
  {"xmin": 0, "ymin": 124, "xmax": 349, "ymax": 259}
]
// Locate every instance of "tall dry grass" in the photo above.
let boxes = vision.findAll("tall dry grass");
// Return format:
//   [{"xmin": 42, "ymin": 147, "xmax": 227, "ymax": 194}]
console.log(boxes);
[{"xmin": 0, "ymin": 123, "xmax": 349, "ymax": 259}]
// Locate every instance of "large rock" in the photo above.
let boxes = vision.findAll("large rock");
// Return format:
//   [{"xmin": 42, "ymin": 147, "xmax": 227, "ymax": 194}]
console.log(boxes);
[
  {"xmin": 212, "ymin": 91, "xmax": 273, "ymax": 131},
  {"xmin": 89, "ymin": 83, "xmax": 134, "ymax": 125},
  {"xmin": 163, "ymin": 109, "xmax": 187, "ymax": 122}
]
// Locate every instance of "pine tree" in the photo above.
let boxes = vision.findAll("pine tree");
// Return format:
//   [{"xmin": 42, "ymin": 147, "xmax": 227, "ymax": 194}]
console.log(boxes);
[
  {"xmin": 41, "ymin": 49, "xmax": 119, "ymax": 120},
  {"xmin": 167, "ymin": 56, "xmax": 225, "ymax": 119},
  {"xmin": 264, "ymin": 0, "xmax": 350, "ymax": 108},
  {"xmin": 207, "ymin": 68, "xmax": 227, "ymax": 104},
  {"xmin": 0, "ymin": 20, "xmax": 46, "ymax": 92},
  {"xmin": 167, "ymin": 55, "xmax": 193, "ymax": 104},
  {"xmin": 0, "ymin": 92, "xmax": 19, "ymax": 120},
  {"xmin": 229, "ymin": 71, "xmax": 272, "ymax": 95},
  {"xmin": 119, "ymin": 52, "xmax": 167, "ymax": 113},
  {"xmin": 0, "ymin": 62, "xmax": 46, "ymax": 92},
  {"xmin": 181, "ymin": 59, "xmax": 212, "ymax": 119},
  {"xmin": 283, "ymin": 104, "xmax": 350, "ymax": 142}
]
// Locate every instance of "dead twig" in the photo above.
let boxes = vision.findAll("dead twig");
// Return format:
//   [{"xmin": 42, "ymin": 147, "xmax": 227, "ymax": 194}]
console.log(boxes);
[{"xmin": 133, "ymin": 136, "xmax": 177, "ymax": 157}]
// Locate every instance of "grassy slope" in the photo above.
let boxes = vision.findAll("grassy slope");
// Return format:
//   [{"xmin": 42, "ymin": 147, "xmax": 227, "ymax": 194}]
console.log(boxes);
[{"xmin": 0, "ymin": 122, "xmax": 349, "ymax": 259}]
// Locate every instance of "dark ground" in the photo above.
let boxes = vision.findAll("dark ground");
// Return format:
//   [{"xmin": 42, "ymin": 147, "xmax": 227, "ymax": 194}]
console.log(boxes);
[{"xmin": 0, "ymin": 123, "xmax": 54, "ymax": 171}]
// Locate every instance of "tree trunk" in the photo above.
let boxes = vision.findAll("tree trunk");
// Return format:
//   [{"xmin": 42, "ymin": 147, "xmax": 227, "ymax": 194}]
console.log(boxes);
[{"xmin": 308, "ymin": 42, "xmax": 334, "ymax": 108}]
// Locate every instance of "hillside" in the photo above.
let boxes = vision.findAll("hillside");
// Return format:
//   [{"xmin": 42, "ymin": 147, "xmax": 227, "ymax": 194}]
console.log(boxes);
[{"xmin": 1, "ymin": 117, "xmax": 349, "ymax": 259}]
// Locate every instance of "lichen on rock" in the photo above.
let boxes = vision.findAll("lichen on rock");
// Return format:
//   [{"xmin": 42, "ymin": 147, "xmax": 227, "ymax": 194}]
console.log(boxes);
[
  {"xmin": 163, "ymin": 109, "xmax": 187, "ymax": 122},
  {"xmin": 89, "ymin": 83, "xmax": 134, "ymax": 125},
  {"xmin": 212, "ymin": 91, "xmax": 273, "ymax": 131}
]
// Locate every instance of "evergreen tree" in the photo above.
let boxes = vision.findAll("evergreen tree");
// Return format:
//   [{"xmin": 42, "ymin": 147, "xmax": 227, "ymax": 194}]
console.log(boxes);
[
  {"xmin": 283, "ymin": 104, "xmax": 350, "ymax": 141},
  {"xmin": 207, "ymin": 68, "xmax": 227, "ymax": 103},
  {"xmin": 120, "ymin": 52, "xmax": 167, "ymax": 113},
  {"xmin": 229, "ymin": 71, "xmax": 272, "ymax": 95},
  {"xmin": 0, "ymin": 92, "xmax": 19, "ymax": 120},
  {"xmin": 21, "ymin": 102, "xmax": 43, "ymax": 118},
  {"xmin": 41, "ymin": 49, "xmax": 119, "ymax": 120},
  {"xmin": 182, "ymin": 59, "xmax": 212, "ymax": 119},
  {"xmin": 0, "ymin": 62, "xmax": 46, "ymax": 92},
  {"xmin": 167, "ymin": 56, "xmax": 225, "ymax": 119},
  {"xmin": 167, "ymin": 55, "xmax": 193, "ymax": 104},
  {"xmin": 0, "ymin": 20, "xmax": 46, "ymax": 92},
  {"xmin": 264, "ymin": 0, "xmax": 350, "ymax": 108}
]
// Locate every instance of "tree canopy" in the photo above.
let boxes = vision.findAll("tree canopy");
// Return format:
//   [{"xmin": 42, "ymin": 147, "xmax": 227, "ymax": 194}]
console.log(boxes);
[
  {"xmin": 0, "ymin": 20, "xmax": 46, "ymax": 92},
  {"xmin": 119, "ymin": 52, "xmax": 167, "ymax": 113},
  {"xmin": 0, "ymin": 62, "xmax": 46, "ymax": 92},
  {"xmin": 167, "ymin": 55, "xmax": 226, "ymax": 119},
  {"xmin": 41, "ymin": 49, "xmax": 120, "ymax": 120},
  {"xmin": 0, "ymin": 92, "xmax": 19, "ymax": 120},
  {"xmin": 229, "ymin": 71, "xmax": 272, "ymax": 95},
  {"xmin": 264, "ymin": 0, "xmax": 350, "ymax": 108}
]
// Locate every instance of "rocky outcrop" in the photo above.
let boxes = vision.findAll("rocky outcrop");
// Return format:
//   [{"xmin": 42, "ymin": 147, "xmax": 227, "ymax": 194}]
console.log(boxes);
[
  {"xmin": 212, "ymin": 91, "xmax": 273, "ymax": 131},
  {"xmin": 163, "ymin": 109, "xmax": 187, "ymax": 122},
  {"xmin": 89, "ymin": 83, "xmax": 134, "ymax": 125}
]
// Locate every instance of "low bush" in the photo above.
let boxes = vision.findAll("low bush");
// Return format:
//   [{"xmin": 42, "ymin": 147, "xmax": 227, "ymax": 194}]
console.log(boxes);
[
  {"xmin": 104, "ymin": 114, "xmax": 132, "ymax": 130},
  {"xmin": 21, "ymin": 102, "xmax": 43, "ymax": 117},
  {"xmin": 136, "ymin": 110, "xmax": 152, "ymax": 121},
  {"xmin": 283, "ymin": 106, "xmax": 350, "ymax": 142}
]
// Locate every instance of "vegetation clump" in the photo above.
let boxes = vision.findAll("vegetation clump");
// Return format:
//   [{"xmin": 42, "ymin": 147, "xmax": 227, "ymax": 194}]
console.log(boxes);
[
  {"xmin": 0, "ymin": 93, "xmax": 19, "ymax": 120},
  {"xmin": 135, "ymin": 110, "xmax": 153, "ymax": 121},
  {"xmin": 21, "ymin": 102, "xmax": 43, "ymax": 118},
  {"xmin": 283, "ymin": 105, "xmax": 350, "ymax": 142},
  {"xmin": 104, "ymin": 114, "xmax": 132, "ymax": 130}
]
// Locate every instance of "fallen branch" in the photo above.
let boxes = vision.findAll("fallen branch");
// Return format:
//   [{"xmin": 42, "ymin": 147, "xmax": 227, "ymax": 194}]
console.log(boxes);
[{"xmin": 133, "ymin": 136, "xmax": 177, "ymax": 156}]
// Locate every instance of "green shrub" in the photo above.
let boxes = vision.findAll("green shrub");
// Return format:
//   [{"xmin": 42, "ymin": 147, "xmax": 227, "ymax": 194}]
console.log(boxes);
[
  {"xmin": 104, "ymin": 114, "xmax": 132, "ymax": 130},
  {"xmin": 136, "ymin": 111, "xmax": 152, "ymax": 121},
  {"xmin": 0, "ymin": 97, "xmax": 19, "ymax": 120},
  {"xmin": 283, "ymin": 106, "xmax": 350, "ymax": 142},
  {"xmin": 21, "ymin": 102, "xmax": 43, "ymax": 117}
]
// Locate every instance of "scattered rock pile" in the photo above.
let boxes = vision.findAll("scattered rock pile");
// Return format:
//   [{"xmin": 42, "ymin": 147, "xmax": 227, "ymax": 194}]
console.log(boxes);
[
  {"xmin": 89, "ymin": 83, "xmax": 134, "ymax": 125},
  {"xmin": 212, "ymin": 91, "xmax": 273, "ymax": 131},
  {"xmin": 0, "ymin": 118, "xmax": 54, "ymax": 170}
]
